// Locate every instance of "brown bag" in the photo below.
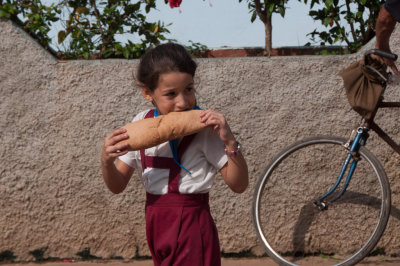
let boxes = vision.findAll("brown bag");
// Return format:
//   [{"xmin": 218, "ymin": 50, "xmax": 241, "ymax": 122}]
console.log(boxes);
[{"xmin": 340, "ymin": 55, "xmax": 388, "ymax": 119}]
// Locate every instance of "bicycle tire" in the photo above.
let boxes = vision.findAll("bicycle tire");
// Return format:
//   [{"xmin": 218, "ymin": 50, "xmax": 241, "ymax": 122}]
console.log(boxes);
[{"xmin": 252, "ymin": 136, "xmax": 391, "ymax": 266}]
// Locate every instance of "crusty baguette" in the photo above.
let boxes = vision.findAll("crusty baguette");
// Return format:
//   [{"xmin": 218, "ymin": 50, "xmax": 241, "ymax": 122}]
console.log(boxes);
[{"xmin": 118, "ymin": 110, "xmax": 207, "ymax": 151}]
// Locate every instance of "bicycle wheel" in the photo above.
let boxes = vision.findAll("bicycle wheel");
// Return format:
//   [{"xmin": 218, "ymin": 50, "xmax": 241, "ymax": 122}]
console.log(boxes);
[{"xmin": 253, "ymin": 136, "xmax": 391, "ymax": 266}]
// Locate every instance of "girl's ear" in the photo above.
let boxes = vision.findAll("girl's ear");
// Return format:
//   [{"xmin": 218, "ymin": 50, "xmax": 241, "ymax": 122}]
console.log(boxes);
[{"xmin": 141, "ymin": 87, "xmax": 154, "ymax": 103}]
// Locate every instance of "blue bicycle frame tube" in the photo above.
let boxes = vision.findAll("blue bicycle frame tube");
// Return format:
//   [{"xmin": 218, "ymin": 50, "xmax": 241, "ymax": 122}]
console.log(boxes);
[
  {"xmin": 317, "ymin": 153, "xmax": 351, "ymax": 201},
  {"xmin": 316, "ymin": 130, "xmax": 366, "ymax": 204}
]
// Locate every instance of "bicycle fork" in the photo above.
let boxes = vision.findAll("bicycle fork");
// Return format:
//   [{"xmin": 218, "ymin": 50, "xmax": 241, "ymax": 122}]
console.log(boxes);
[{"xmin": 313, "ymin": 127, "xmax": 370, "ymax": 210}]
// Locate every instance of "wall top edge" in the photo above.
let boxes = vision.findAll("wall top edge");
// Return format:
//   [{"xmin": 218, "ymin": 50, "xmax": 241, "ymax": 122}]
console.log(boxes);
[{"xmin": 3, "ymin": 19, "xmax": 58, "ymax": 63}]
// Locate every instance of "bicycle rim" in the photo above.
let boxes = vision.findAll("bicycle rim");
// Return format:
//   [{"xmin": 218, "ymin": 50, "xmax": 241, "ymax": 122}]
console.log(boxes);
[{"xmin": 252, "ymin": 136, "xmax": 391, "ymax": 266}]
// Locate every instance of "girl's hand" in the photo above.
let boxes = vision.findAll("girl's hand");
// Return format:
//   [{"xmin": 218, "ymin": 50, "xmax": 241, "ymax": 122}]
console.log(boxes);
[
  {"xmin": 200, "ymin": 109, "xmax": 249, "ymax": 193},
  {"xmin": 101, "ymin": 128, "xmax": 130, "ymax": 165},
  {"xmin": 199, "ymin": 109, "xmax": 235, "ymax": 147}
]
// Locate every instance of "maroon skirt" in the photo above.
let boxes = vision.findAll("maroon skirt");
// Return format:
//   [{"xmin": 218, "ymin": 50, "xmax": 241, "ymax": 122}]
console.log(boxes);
[{"xmin": 145, "ymin": 192, "xmax": 221, "ymax": 266}]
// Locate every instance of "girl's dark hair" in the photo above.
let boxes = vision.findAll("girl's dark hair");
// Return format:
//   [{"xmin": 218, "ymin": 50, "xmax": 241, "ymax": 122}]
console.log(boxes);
[{"xmin": 136, "ymin": 43, "xmax": 197, "ymax": 91}]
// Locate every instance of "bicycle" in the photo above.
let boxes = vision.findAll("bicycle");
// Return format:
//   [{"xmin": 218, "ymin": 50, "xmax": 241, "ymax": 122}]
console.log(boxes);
[{"xmin": 252, "ymin": 49, "xmax": 399, "ymax": 266}]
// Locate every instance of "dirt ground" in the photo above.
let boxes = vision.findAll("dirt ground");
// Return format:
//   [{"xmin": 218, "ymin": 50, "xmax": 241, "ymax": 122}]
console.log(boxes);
[{"xmin": 2, "ymin": 256, "xmax": 400, "ymax": 266}]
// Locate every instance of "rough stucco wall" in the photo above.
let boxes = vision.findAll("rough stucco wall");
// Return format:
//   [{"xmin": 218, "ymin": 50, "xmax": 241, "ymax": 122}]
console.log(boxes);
[{"xmin": 1, "ymin": 18, "xmax": 400, "ymax": 261}]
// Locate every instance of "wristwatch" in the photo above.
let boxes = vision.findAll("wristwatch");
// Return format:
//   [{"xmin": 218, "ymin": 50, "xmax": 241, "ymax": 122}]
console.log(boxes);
[{"xmin": 225, "ymin": 141, "xmax": 242, "ymax": 157}]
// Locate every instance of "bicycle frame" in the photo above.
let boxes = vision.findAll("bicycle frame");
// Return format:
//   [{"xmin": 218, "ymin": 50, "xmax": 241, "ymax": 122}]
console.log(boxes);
[
  {"xmin": 314, "ymin": 57, "xmax": 400, "ymax": 210},
  {"xmin": 313, "ymin": 126, "xmax": 370, "ymax": 209}
]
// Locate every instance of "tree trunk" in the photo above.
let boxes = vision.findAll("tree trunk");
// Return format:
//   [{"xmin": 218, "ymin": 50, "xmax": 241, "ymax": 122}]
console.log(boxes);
[
  {"xmin": 254, "ymin": 0, "xmax": 273, "ymax": 56},
  {"xmin": 264, "ymin": 15, "xmax": 272, "ymax": 56}
]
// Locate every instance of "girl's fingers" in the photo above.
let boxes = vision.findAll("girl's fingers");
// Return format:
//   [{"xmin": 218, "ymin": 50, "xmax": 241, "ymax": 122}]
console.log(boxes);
[
  {"xmin": 105, "ymin": 128, "xmax": 129, "ymax": 145},
  {"xmin": 201, "ymin": 110, "xmax": 236, "ymax": 143},
  {"xmin": 200, "ymin": 109, "xmax": 216, "ymax": 118},
  {"xmin": 200, "ymin": 110, "xmax": 224, "ymax": 125},
  {"xmin": 109, "ymin": 149, "xmax": 129, "ymax": 158},
  {"xmin": 109, "ymin": 128, "xmax": 127, "ymax": 137},
  {"xmin": 109, "ymin": 128, "xmax": 127, "ymax": 139},
  {"xmin": 105, "ymin": 142, "xmax": 129, "ymax": 158},
  {"xmin": 103, "ymin": 128, "xmax": 130, "ymax": 160},
  {"xmin": 110, "ymin": 141, "xmax": 130, "ymax": 152},
  {"xmin": 111, "ymin": 132, "xmax": 129, "ymax": 145}
]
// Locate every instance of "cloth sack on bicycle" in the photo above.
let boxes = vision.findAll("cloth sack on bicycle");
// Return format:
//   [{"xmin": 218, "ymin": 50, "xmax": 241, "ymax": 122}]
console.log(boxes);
[{"xmin": 340, "ymin": 55, "xmax": 388, "ymax": 119}]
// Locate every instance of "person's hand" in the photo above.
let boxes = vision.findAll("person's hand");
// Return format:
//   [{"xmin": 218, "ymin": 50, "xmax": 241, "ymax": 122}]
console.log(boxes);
[
  {"xmin": 372, "ymin": 53, "xmax": 400, "ymax": 76},
  {"xmin": 101, "ymin": 128, "xmax": 130, "ymax": 165},
  {"xmin": 385, "ymin": 58, "xmax": 399, "ymax": 76},
  {"xmin": 199, "ymin": 110, "xmax": 236, "ymax": 146}
]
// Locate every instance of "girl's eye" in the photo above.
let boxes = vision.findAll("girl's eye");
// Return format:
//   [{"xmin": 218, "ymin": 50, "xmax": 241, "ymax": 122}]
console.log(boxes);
[
  {"xmin": 166, "ymin": 92, "xmax": 176, "ymax": 97},
  {"xmin": 186, "ymin": 87, "xmax": 194, "ymax": 92}
]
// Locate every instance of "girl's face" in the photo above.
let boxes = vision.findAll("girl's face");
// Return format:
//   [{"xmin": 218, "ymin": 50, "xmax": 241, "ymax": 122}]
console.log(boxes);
[{"xmin": 142, "ymin": 72, "xmax": 196, "ymax": 115}]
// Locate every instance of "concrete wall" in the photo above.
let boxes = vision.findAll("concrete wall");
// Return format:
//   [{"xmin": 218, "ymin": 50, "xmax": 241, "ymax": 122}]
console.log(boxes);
[{"xmin": 1, "ymin": 19, "xmax": 400, "ymax": 261}]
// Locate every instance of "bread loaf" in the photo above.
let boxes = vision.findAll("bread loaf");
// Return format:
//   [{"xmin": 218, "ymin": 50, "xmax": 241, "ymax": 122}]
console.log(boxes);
[{"xmin": 119, "ymin": 110, "xmax": 206, "ymax": 151}]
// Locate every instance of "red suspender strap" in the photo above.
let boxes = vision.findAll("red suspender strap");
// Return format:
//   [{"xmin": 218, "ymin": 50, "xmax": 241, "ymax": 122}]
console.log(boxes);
[
  {"xmin": 167, "ymin": 134, "xmax": 196, "ymax": 192},
  {"xmin": 139, "ymin": 109, "xmax": 196, "ymax": 194}
]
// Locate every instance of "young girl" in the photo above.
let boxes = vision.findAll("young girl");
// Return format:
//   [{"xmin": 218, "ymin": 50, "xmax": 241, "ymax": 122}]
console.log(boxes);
[{"xmin": 101, "ymin": 43, "xmax": 248, "ymax": 266}]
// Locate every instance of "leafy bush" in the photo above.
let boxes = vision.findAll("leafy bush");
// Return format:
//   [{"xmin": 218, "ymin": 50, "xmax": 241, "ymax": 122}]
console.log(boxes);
[
  {"xmin": 1, "ymin": 0, "xmax": 206, "ymax": 59},
  {"xmin": 303, "ymin": 0, "xmax": 384, "ymax": 52}
]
